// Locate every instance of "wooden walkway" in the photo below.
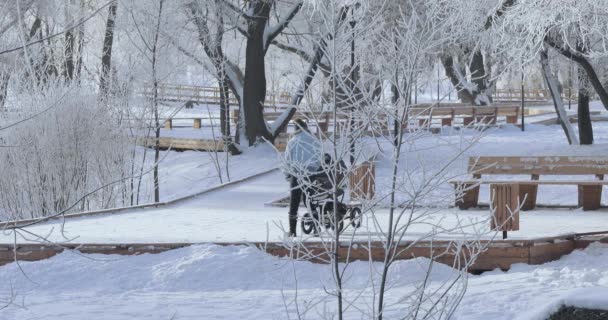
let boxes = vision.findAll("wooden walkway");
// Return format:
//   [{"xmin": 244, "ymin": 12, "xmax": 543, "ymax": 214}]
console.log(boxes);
[
  {"xmin": 137, "ymin": 135, "xmax": 287, "ymax": 152},
  {"xmin": 1, "ymin": 234, "xmax": 606, "ymax": 273}
]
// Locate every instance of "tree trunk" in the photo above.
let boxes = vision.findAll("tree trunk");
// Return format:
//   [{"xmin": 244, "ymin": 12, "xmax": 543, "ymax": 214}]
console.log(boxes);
[
  {"xmin": 242, "ymin": 0, "xmax": 273, "ymax": 145},
  {"xmin": 219, "ymin": 74, "xmax": 230, "ymax": 138},
  {"xmin": 469, "ymin": 50, "xmax": 492, "ymax": 105},
  {"xmin": 99, "ymin": 1, "xmax": 118, "ymax": 98},
  {"xmin": 63, "ymin": 29, "xmax": 75, "ymax": 82},
  {"xmin": 540, "ymin": 49, "xmax": 578, "ymax": 145},
  {"xmin": 75, "ymin": 0, "xmax": 86, "ymax": 82},
  {"xmin": 151, "ymin": 0, "xmax": 164, "ymax": 203},
  {"xmin": 0, "ymin": 72, "xmax": 10, "ymax": 108},
  {"xmin": 578, "ymin": 68, "xmax": 593, "ymax": 145},
  {"xmin": 391, "ymin": 79, "xmax": 400, "ymax": 147},
  {"xmin": 442, "ymin": 53, "xmax": 493, "ymax": 106},
  {"xmin": 441, "ymin": 56, "xmax": 476, "ymax": 104}
]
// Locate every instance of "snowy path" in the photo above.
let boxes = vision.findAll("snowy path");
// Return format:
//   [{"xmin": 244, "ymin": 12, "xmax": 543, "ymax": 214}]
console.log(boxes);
[{"xmin": 3, "ymin": 169, "xmax": 608, "ymax": 244}]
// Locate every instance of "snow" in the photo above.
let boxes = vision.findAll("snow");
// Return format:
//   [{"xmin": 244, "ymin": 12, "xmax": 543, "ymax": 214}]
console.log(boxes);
[
  {"xmin": 6, "ymin": 118, "xmax": 608, "ymax": 242},
  {"xmin": 1, "ymin": 242, "xmax": 607, "ymax": 319},
  {"xmin": 3, "ymin": 167, "xmax": 608, "ymax": 244},
  {"xmin": 144, "ymin": 143, "xmax": 279, "ymax": 202},
  {"xmin": 3, "ymin": 103, "xmax": 608, "ymax": 318},
  {"xmin": 523, "ymin": 287, "xmax": 608, "ymax": 320}
]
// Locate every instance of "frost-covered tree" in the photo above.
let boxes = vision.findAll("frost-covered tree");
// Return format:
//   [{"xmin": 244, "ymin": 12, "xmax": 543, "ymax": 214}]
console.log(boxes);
[
  {"xmin": 280, "ymin": 1, "xmax": 493, "ymax": 319},
  {"xmin": 187, "ymin": 0, "xmax": 302, "ymax": 147},
  {"xmin": 488, "ymin": 0, "xmax": 608, "ymax": 144}
]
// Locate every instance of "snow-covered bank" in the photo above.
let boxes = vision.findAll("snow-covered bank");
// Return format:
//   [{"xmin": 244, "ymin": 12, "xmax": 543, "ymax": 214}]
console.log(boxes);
[
  {"xmin": 1, "ymin": 243, "xmax": 607, "ymax": 319},
  {"xmin": 153, "ymin": 143, "xmax": 279, "ymax": 202}
]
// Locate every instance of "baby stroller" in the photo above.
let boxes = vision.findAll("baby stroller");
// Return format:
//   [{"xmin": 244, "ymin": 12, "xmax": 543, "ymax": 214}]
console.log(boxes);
[{"xmin": 300, "ymin": 154, "xmax": 363, "ymax": 235}]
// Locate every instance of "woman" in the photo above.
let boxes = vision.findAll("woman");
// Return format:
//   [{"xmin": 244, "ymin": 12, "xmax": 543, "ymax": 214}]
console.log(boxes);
[{"xmin": 284, "ymin": 119, "xmax": 322, "ymax": 237}]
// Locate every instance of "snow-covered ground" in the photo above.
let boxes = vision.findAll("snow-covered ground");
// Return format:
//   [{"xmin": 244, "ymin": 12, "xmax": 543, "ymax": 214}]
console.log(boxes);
[
  {"xmin": 152, "ymin": 144, "xmax": 279, "ymax": 202},
  {"xmin": 2, "ymin": 168, "xmax": 608, "ymax": 244},
  {"xmin": 0, "ymin": 243, "xmax": 607, "ymax": 320},
  {"xmin": 2, "ymin": 105, "xmax": 608, "ymax": 319},
  {"xmin": 6, "ymin": 116, "xmax": 608, "ymax": 243}
]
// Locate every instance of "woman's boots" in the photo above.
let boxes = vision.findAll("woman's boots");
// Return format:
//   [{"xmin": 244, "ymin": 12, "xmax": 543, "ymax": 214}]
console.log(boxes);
[{"xmin": 289, "ymin": 216, "xmax": 297, "ymax": 237}]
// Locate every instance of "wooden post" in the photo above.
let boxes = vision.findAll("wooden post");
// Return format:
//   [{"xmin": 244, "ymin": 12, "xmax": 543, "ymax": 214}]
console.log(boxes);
[
  {"xmin": 164, "ymin": 119, "xmax": 172, "ymax": 130},
  {"xmin": 578, "ymin": 175, "xmax": 603, "ymax": 211},
  {"xmin": 518, "ymin": 174, "xmax": 539, "ymax": 211},
  {"xmin": 506, "ymin": 115, "xmax": 518, "ymax": 124},
  {"xmin": 418, "ymin": 118, "xmax": 426, "ymax": 127},
  {"xmin": 193, "ymin": 118, "xmax": 202, "ymax": 129},
  {"xmin": 578, "ymin": 185, "xmax": 602, "ymax": 211},
  {"xmin": 490, "ymin": 183, "xmax": 520, "ymax": 238},
  {"xmin": 463, "ymin": 117, "xmax": 474, "ymax": 126},
  {"xmin": 454, "ymin": 182, "xmax": 480, "ymax": 209},
  {"xmin": 349, "ymin": 161, "xmax": 375, "ymax": 200}
]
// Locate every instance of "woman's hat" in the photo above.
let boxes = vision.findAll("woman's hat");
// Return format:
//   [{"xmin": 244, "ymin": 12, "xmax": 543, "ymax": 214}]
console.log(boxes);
[{"xmin": 294, "ymin": 118, "xmax": 308, "ymax": 132}]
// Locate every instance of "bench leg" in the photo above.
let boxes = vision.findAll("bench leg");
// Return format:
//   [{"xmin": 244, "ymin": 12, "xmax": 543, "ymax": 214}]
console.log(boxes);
[
  {"xmin": 441, "ymin": 118, "xmax": 452, "ymax": 127},
  {"xmin": 506, "ymin": 115, "xmax": 518, "ymax": 124},
  {"xmin": 455, "ymin": 183, "xmax": 479, "ymax": 210},
  {"xmin": 463, "ymin": 117, "xmax": 474, "ymax": 126},
  {"xmin": 318, "ymin": 122, "xmax": 328, "ymax": 134},
  {"xmin": 490, "ymin": 183, "xmax": 520, "ymax": 231},
  {"xmin": 578, "ymin": 185, "xmax": 602, "ymax": 211},
  {"xmin": 519, "ymin": 183, "xmax": 538, "ymax": 211}
]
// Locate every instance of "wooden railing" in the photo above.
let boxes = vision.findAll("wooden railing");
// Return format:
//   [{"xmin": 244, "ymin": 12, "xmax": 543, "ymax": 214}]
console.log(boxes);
[
  {"xmin": 493, "ymin": 89, "xmax": 578, "ymax": 102},
  {"xmin": 231, "ymin": 104, "xmax": 521, "ymax": 136},
  {"xmin": 141, "ymin": 83, "xmax": 292, "ymax": 107}
]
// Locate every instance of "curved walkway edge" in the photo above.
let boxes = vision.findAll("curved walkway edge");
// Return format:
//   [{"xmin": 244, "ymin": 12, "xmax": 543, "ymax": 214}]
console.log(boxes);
[{"xmin": 0, "ymin": 167, "xmax": 279, "ymax": 229}]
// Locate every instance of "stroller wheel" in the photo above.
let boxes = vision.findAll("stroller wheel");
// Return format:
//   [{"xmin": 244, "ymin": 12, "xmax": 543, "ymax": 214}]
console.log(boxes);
[
  {"xmin": 350, "ymin": 207, "xmax": 362, "ymax": 228},
  {"xmin": 323, "ymin": 204, "xmax": 344, "ymax": 233},
  {"xmin": 301, "ymin": 212, "xmax": 317, "ymax": 235}
]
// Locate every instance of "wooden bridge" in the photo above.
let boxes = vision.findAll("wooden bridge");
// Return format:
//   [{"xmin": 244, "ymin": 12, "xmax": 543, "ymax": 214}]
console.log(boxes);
[
  {"xmin": 136, "ymin": 103, "xmax": 522, "ymax": 152},
  {"xmin": 142, "ymin": 83, "xmax": 292, "ymax": 107}
]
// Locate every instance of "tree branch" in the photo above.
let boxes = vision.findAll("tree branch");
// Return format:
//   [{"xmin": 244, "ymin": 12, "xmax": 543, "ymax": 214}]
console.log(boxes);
[
  {"xmin": 264, "ymin": 1, "xmax": 303, "ymax": 52},
  {"xmin": 0, "ymin": 0, "xmax": 115, "ymax": 56},
  {"xmin": 544, "ymin": 35, "xmax": 608, "ymax": 111}
]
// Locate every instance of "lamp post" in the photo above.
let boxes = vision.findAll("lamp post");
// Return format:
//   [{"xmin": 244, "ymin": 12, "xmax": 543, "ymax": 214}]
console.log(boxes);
[
  {"xmin": 568, "ymin": 60, "xmax": 573, "ymax": 110},
  {"xmin": 521, "ymin": 71, "xmax": 525, "ymax": 132},
  {"xmin": 437, "ymin": 66, "xmax": 440, "ymax": 102}
]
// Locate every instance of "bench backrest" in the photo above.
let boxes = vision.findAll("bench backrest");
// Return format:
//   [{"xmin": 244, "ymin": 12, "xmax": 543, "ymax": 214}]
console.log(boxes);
[
  {"xmin": 407, "ymin": 105, "xmax": 519, "ymax": 117},
  {"xmin": 468, "ymin": 156, "xmax": 608, "ymax": 175}
]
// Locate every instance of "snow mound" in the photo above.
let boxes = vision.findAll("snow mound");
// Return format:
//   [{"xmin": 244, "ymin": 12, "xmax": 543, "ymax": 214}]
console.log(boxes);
[{"xmin": 0, "ymin": 244, "xmax": 456, "ymax": 294}]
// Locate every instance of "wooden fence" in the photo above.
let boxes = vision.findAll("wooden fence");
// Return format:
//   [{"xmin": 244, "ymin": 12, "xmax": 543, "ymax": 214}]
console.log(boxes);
[
  {"xmin": 142, "ymin": 83, "xmax": 292, "ymax": 107},
  {"xmin": 493, "ymin": 88, "xmax": 578, "ymax": 102}
]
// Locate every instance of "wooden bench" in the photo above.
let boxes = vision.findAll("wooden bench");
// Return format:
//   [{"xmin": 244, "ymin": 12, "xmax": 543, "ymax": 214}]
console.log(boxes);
[
  {"xmin": 368, "ymin": 104, "xmax": 519, "ymax": 134},
  {"xmin": 406, "ymin": 104, "xmax": 520, "ymax": 127},
  {"xmin": 451, "ymin": 156, "xmax": 608, "ymax": 211}
]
